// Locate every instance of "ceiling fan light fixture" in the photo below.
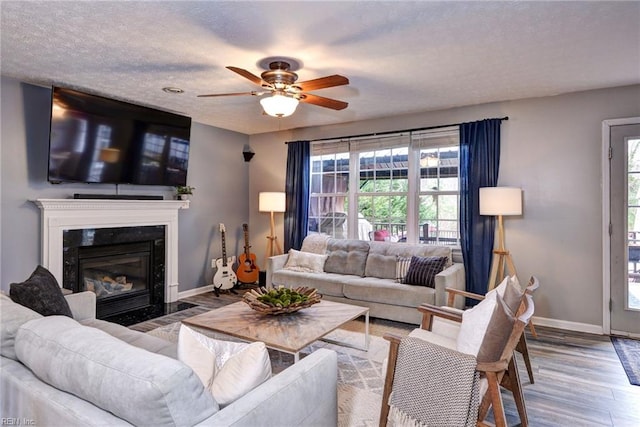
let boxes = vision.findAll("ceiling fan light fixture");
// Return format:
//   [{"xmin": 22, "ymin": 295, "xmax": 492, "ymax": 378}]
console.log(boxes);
[{"xmin": 260, "ymin": 93, "xmax": 299, "ymax": 117}]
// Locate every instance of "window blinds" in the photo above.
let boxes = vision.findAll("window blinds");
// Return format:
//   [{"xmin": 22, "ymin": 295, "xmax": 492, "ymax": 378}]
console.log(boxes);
[{"xmin": 311, "ymin": 126, "xmax": 459, "ymax": 155}]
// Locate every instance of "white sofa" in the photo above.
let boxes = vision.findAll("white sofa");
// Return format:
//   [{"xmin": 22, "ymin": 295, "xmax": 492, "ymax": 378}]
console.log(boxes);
[
  {"xmin": 0, "ymin": 291, "xmax": 338, "ymax": 427},
  {"xmin": 267, "ymin": 235, "xmax": 466, "ymax": 325}
]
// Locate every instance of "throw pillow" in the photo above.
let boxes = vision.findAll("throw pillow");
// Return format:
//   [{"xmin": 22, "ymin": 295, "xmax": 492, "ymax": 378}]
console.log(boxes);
[
  {"xmin": 10, "ymin": 265, "xmax": 73, "ymax": 317},
  {"xmin": 403, "ymin": 256, "xmax": 449, "ymax": 288},
  {"xmin": 178, "ymin": 325, "xmax": 272, "ymax": 407},
  {"xmin": 395, "ymin": 256, "xmax": 412, "ymax": 283},
  {"xmin": 283, "ymin": 249, "xmax": 328, "ymax": 273},
  {"xmin": 489, "ymin": 275, "xmax": 524, "ymax": 314},
  {"xmin": 456, "ymin": 291, "xmax": 515, "ymax": 363},
  {"xmin": 299, "ymin": 234, "xmax": 330, "ymax": 254}
]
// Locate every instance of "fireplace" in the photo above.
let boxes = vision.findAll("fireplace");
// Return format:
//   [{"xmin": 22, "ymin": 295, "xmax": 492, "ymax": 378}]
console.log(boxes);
[
  {"xmin": 34, "ymin": 198, "xmax": 191, "ymax": 325},
  {"xmin": 63, "ymin": 226, "xmax": 165, "ymax": 322}
]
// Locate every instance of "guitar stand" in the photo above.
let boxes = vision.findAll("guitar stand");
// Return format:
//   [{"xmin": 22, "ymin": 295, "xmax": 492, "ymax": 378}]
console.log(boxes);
[
  {"xmin": 213, "ymin": 283, "xmax": 239, "ymax": 297},
  {"xmin": 235, "ymin": 281, "xmax": 258, "ymax": 289}
]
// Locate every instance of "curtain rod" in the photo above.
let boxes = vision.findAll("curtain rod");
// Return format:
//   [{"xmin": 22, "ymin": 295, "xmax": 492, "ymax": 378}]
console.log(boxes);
[{"xmin": 286, "ymin": 116, "xmax": 509, "ymax": 144}]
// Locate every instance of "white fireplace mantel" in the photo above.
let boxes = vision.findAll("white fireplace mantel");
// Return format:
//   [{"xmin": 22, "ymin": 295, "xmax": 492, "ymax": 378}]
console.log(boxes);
[{"xmin": 33, "ymin": 198, "xmax": 189, "ymax": 303}]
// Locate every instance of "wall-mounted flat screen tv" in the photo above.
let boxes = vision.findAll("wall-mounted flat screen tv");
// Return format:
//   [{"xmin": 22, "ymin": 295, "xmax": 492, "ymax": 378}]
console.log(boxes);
[{"xmin": 48, "ymin": 86, "xmax": 191, "ymax": 186}]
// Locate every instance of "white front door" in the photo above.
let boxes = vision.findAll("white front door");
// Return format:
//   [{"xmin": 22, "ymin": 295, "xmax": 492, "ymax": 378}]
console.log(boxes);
[{"xmin": 607, "ymin": 119, "xmax": 640, "ymax": 337}]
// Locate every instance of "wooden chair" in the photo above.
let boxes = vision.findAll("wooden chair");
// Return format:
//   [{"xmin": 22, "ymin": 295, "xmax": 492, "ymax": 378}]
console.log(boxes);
[
  {"xmin": 380, "ymin": 294, "xmax": 535, "ymax": 427},
  {"xmin": 440, "ymin": 276, "xmax": 539, "ymax": 384},
  {"xmin": 418, "ymin": 279, "xmax": 535, "ymax": 426}
]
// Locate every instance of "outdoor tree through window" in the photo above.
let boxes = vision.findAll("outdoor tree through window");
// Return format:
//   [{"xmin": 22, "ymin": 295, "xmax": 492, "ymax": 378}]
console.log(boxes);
[{"xmin": 308, "ymin": 127, "xmax": 460, "ymax": 245}]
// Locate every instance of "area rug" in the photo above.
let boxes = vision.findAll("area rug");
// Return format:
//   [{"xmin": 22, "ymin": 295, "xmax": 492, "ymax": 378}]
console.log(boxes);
[
  {"xmin": 611, "ymin": 336, "xmax": 640, "ymax": 386},
  {"xmin": 147, "ymin": 322, "xmax": 388, "ymax": 426}
]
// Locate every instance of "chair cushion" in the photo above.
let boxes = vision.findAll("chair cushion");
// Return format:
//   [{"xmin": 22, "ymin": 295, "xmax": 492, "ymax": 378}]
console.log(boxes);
[
  {"xmin": 409, "ymin": 327, "xmax": 458, "ymax": 350},
  {"xmin": 15, "ymin": 316, "xmax": 218, "ymax": 426},
  {"xmin": 9, "ymin": 265, "xmax": 73, "ymax": 317},
  {"xmin": 324, "ymin": 239, "xmax": 370, "ymax": 276},
  {"xmin": 283, "ymin": 249, "xmax": 327, "ymax": 273},
  {"xmin": 403, "ymin": 256, "xmax": 449, "ymax": 288},
  {"xmin": 271, "ymin": 270, "xmax": 347, "ymax": 297},
  {"xmin": 430, "ymin": 311, "xmax": 463, "ymax": 338},
  {"xmin": 178, "ymin": 325, "xmax": 272, "ymax": 407},
  {"xmin": 456, "ymin": 291, "xmax": 515, "ymax": 363},
  {"xmin": 0, "ymin": 293, "xmax": 42, "ymax": 360},
  {"xmin": 343, "ymin": 277, "xmax": 435, "ymax": 308}
]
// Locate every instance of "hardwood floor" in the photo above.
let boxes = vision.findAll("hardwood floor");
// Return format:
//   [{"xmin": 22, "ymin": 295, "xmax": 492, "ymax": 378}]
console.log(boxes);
[
  {"xmin": 515, "ymin": 328, "xmax": 640, "ymax": 427},
  {"xmin": 131, "ymin": 289, "xmax": 640, "ymax": 426}
]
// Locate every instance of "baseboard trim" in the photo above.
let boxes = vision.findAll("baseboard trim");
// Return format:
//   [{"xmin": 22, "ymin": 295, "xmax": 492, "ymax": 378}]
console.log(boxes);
[
  {"xmin": 532, "ymin": 315, "xmax": 604, "ymax": 335},
  {"xmin": 178, "ymin": 285, "xmax": 215, "ymax": 299},
  {"xmin": 610, "ymin": 329, "xmax": 640, "ymax": 339}
]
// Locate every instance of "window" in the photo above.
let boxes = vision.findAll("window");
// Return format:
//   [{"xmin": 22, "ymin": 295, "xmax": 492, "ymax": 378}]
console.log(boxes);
[
  {"xmin": 355, "ymin": 134, "xmax": 410, "ymax": 241},
  {"xmin": 414, "ymin": 131, "xmax": 460, "ymax": 245},
  {"xmin": 308, "ymin": 128, "xmax": 460, "ymax": 245},
  {"xmin": 308, "ymin": 149, "xmax": 350, "ymax": 239}
]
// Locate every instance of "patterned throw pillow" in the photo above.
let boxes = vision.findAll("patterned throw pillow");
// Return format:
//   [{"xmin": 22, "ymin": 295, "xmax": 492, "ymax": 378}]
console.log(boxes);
[
  {"xmin": 395, "ymin": 256, "xmax": 412, "ymax": 283},
  {"xmin": 9, "ymin": 265, "xmax": 73, "ymax": 317},
  {"xmin": 403, "ymin": 256, "xmax": 449, "ymax": 288}
]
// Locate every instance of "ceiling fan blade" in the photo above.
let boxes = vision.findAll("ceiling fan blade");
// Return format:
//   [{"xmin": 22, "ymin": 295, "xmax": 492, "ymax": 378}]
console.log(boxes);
[
  {"xmin": 226, "ymin": 66, "xmax": 266, "ymax": 87},
  {"xmin": 297, "ymin": 75, "xmax": 349, "ymax": 91},
  {"xmin": 197, "ymin": 91, "xmax": 265, "ymax": 98},
  {"xmin": 299, "ymin": 93, "xmax": 348, "ymax": 110}
]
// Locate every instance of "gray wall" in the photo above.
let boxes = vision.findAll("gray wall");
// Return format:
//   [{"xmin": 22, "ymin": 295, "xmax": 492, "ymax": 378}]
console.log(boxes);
[
  {"xmin": 0, "ymin": 77, "xmax": 250, "ymax": 293},
  {"xmin": 248, "ymin": 84, "xmax": 640, "ymax": 330},
  {"xmin": 4, "ymin": 74, "xmax": 640, "ymax": 329}
]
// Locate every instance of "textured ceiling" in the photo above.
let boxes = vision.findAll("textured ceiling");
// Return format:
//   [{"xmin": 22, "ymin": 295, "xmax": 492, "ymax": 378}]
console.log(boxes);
[{"xmin": 1, "ymin": 1, "xmax": 639, "ymax": 135}]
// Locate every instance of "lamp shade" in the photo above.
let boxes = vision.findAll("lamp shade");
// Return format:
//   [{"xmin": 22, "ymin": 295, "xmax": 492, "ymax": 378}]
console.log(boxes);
[
  {"xmin": 259, "ymin": 192, "xmax": 286, "ymax": 212},
  {"xmin": 479, "ymin": 187, "xmax": 522, "ymax": 216},
  {"xmin": 260, "ymin": 94, "xmax": 299, "ymax": 117}
]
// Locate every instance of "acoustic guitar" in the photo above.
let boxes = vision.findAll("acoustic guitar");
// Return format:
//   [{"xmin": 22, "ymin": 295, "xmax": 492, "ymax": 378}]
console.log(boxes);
[
  {"xmin": 213, "ymin": 223, "xmax": 237, "ymax": 295},
  {"xmin": 236, "ymin": 223, "xmax": 259, "ymax": 284}
]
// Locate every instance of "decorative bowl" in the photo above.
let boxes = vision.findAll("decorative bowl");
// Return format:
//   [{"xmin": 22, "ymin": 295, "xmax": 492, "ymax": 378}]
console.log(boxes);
[{"xmin": 243, "ymin": 286, "xmax": 322, "ymax": 315}]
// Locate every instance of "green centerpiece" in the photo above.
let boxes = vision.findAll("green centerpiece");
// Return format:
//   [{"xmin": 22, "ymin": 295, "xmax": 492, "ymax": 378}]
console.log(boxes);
[{"xmin": 243, "ymin": 286, "xmax": 321, "ymax": 315}]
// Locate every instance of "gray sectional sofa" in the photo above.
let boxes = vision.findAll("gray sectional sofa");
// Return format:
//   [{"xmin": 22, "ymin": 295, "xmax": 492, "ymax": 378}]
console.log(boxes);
[
  {"xmin": 0, "ymin": 291, "xmax": 338, "ymax": 427},
  {"xmin": 266, "ymin": 235, "xmax": 466, "ymax": 325}
]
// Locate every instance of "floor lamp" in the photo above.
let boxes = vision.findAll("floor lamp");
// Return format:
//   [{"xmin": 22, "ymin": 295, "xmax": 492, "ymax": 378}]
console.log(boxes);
[
  {"xmin": 480, "ymin": 186, "xmax": 537, "ymax": 338},
  {"xmin": 259, "ymin": 192, "xmax": 285, "ymax": 265},
  {"xmin": 480, "ymin": 187, "xmax": 522, "ymax": 292}
]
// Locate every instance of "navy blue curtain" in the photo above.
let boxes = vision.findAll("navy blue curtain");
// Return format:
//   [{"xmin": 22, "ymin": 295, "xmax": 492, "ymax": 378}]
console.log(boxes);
[
  {"xmin": 284, "ymin": 140, "xmax": 310, "ymax": 251},
  {"xmin": 459, "ymin": 119, "xmax": 502, "ymax": 302}
]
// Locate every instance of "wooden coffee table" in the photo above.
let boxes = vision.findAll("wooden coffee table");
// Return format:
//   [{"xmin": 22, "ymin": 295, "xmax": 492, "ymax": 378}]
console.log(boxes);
[{"xmin": 182, "ymin": 299, "xmax": 370, "ymax": 362}]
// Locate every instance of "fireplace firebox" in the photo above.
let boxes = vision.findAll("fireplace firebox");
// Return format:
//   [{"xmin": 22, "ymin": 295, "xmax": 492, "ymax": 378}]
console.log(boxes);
[
  {"xmin": 63, "ymin": 225, "xmax": 166, "ymax": 324},
  {"xmin": 79, "ymin": 241, "xmax": 153, "ymax": 318}
]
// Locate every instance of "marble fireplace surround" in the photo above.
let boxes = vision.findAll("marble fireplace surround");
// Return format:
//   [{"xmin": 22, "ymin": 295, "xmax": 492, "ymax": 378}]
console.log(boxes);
[{"xmin": 33, "ymin": 199, "xmax": 189, "ymax": 303}]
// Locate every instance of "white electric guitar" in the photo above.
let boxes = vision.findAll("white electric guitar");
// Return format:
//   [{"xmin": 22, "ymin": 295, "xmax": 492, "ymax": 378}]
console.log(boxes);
[{"xmin": 213, "ymin": 223, "xmax": 237, "ymax": 295}]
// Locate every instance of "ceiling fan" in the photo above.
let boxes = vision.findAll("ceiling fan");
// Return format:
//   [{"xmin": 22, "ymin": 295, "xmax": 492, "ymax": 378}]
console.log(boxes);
[{"xmin": 198, "ymin": 61, "xmax": 349, "ymax": 117}]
